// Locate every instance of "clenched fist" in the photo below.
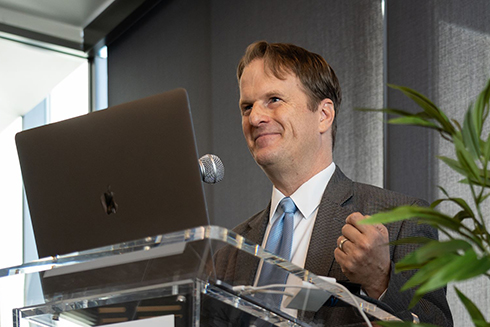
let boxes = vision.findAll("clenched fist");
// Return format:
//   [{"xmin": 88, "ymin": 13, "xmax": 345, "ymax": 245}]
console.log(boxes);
[{"xmin": 334, "ymin": 212, "xmax": 391, "ymax": 299}]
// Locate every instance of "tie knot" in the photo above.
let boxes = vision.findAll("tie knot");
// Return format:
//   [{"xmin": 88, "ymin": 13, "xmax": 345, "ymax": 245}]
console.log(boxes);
[{"xmin": 279, "ymin": 197, "xmax": 297, "ymax": 214}]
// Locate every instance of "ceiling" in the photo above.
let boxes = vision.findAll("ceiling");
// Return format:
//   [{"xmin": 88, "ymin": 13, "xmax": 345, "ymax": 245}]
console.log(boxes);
[
  {"xmin": 0, "ymin": 0, "xmax": 157, "ymax": 132},
  {"xmin": 0, "ymin": 0, "xmax": 114, "ymax": 45},
  {"xmin": 0, "ymin": 0, "xmax": 114, "ymax": 28}
]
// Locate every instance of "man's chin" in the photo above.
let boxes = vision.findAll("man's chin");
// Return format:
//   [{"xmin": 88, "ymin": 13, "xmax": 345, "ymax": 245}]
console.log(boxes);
[{"xmin": 252, "ymin": 151, "xmax": 279, "ymax": 168}]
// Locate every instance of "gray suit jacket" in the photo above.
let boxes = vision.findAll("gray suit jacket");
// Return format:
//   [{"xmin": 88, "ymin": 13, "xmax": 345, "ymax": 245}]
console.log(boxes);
[{"xmin": 215, "ymin": 167, "xmax": 452, "ymax": 326}]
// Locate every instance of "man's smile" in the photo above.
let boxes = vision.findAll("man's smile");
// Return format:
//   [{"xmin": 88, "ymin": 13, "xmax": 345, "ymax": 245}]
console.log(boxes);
[
  {"xmin": 254, "ymin": 132, "xmax": 280, "ymax": 141},
  {"xmin": 253, "ymin": 132, "xmax": 282, "ymax": 147}
]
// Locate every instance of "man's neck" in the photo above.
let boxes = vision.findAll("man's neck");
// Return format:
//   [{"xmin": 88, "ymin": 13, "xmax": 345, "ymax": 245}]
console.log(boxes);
[{"xmin": 265, "ymin": 160, "xmax": 333, "ymax": 196}]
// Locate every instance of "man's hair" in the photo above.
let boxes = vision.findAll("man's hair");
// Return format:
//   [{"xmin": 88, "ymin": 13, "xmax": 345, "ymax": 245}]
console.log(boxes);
[{"xmin": 237, "ymin": 41, "xmax": 342, "ymax": 149}]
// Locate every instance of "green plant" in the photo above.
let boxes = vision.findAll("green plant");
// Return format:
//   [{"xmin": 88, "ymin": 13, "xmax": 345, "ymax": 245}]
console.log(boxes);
[{"xmin": 360, "ymin": 80, "xmax": 490, "ymax": 327}]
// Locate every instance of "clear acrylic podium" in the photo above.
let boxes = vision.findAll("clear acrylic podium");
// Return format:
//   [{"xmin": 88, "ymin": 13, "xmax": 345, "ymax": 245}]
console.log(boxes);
[{"xmin": 0, "ymin": 226, "xmax": 400, "ymax": 327}]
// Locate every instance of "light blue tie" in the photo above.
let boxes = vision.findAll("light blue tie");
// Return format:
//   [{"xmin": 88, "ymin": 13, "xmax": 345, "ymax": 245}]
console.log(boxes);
[{"xmin": 256, "ymin": 197, "xmax": 297, "ymax": 307}]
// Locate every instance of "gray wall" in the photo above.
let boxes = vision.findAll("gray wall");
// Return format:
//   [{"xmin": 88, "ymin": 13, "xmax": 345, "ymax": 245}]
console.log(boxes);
[
  {"xmin": 108, "ymin": 0, "xmax": 384, "ymax": 228},
  {"xmin": 107, "ymin": 0, "xmax": 490, "ymax": 324},
  {"xmin": 386, "ymin": 1, "xmax": 490, "ymax": 325}
]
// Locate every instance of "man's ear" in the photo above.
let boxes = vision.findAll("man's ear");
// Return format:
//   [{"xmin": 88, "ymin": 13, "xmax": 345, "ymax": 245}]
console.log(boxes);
[{"xmin": 319, "ymin": 98, "xmax": 335, "ymax": 134}]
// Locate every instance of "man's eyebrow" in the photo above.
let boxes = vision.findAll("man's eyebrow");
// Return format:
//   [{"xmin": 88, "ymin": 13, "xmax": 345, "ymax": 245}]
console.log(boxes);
[
  {"xmin": 239, "ymin": 90, "xmax": 286, "ymax": 107},
  {"xmin": 265, "ymin": 90, "xmax": 283, "ymax": 97},
  {"xmin": 265, "ymin": 90, "xmax": 285, "ymax": 98},
  {"xmin": 239, "ymin": 98, "xmax": 251, "ymax": 108}
]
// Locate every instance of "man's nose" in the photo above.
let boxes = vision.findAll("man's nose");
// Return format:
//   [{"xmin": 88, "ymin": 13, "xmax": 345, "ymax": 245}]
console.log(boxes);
[{"xmin": 249, "ymin": 104, "xmax": 269, "ymax": 126}]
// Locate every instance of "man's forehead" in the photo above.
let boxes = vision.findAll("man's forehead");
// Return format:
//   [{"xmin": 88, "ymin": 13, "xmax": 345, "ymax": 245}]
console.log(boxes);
[
  {"xmin": 247, "ymin": 58, "xmax": 294, "ymax": 80},
  {"xmin": 240, "ymin": 59, "xmax": 297, "ymax": 90}
]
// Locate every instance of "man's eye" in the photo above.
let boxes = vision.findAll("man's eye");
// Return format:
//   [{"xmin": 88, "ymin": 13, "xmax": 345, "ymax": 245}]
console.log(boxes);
[
  {"xmin": 241, "ymin": 105, "xmax": 252, "ymax": 114},
  {"xmin": 269, "ymin": 97, "xmax": 281, "ymax": 104}
]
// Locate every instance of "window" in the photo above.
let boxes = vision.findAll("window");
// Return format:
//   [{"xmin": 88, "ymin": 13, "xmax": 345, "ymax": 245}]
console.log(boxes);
[{"xmin": 0, "ymin": 36, "xmax": 102, "ymax": 327}]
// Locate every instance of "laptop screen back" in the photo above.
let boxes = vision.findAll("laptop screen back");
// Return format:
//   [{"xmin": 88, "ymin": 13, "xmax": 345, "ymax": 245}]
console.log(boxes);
[{"xmin": 16, "ymin": 88, "xmax": 209, "ymax": 258}]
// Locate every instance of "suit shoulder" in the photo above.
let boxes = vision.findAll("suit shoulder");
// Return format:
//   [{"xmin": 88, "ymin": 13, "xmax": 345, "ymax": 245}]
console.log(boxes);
[{"xmin": 352, "ymin": 181, "xmax": 429, "ymax": 211}]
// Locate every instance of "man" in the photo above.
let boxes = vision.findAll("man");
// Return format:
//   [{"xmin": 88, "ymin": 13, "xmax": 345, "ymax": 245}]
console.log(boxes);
[{"xmin": 215, "ymin": 41, "xmax": 452, "ymax": 326}]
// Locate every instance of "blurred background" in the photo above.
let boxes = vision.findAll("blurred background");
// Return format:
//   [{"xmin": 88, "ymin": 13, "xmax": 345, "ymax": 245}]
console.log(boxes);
[{"xmin": 0, "ymin": 1, "xmax": 489, "ymax": 325}]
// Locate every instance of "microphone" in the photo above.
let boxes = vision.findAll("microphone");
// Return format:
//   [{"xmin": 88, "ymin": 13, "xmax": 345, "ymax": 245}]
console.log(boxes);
[{"xmin": 199, "ymin": 154, "xmax": 224, "ymax": 184}]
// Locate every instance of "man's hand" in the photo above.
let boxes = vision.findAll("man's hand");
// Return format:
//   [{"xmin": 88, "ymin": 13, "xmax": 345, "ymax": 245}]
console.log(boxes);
[{"xmin": 334, "ymin": 212, "xmax": 391, "ymax": 299}]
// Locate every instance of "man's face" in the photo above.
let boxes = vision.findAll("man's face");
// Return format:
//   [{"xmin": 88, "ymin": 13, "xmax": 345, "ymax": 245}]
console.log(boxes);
[{"xmin": 239, "ymin": 59, "xmax": 326, "ymax": 172}]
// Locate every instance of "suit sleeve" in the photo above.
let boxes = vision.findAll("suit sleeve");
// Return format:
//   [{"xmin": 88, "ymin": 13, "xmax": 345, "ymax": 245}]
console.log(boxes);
[{"xmin": 381, "ymin": 200, "xmax": 453, "ymax": 326}]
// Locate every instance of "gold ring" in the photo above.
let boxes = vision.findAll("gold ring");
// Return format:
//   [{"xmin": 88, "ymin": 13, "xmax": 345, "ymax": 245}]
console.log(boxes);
[{"xmin": 339, "ymin": 238, "xmax": 348, "ymax": 251}]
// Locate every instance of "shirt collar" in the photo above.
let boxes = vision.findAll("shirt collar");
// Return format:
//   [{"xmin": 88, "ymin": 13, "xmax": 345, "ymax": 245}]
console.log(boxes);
[{"xmin": 269, "ymin": 162, "xmax": 336, "ymax": 222}]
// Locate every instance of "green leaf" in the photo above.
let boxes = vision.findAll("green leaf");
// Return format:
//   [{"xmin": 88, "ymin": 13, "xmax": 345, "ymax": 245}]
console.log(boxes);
[
  {"xmin": 430, "ymin": 198, "xmax": 444, "ymax": 209},
  {"xmin": 452, "ymin": 119, "xmax": 463, "ymax": 132},
  {"xmin": 415, "ymin": 112, "xmax": 432, "ymax": 119},
  {"xmin": 458, "ymin": 177, "xmax": 490, "ymax": 188},
  {"xmin": 453, "ymin": 210, "xmax": 472, "ymax": 222},
  {"xmin": 484, "ymin": 129, "xmax": 490, "ymax": 164},
  {"xmin": 453, "ymin": 136, "xmax": 482, "ymax": 182},
  {"xmin": 472, "ymin": 220, "xmax": 488, "ymax": 236},
  {"xmin": 455, "ymin": 287, "xmax": 490, "ymax": 327},
  {"xmin": 366, "ymin": 80, "xmax": 490, "ymax": 321},
  {"xmin": 408, "ymin": 251, "xmax": 478, "ymax": 308},
  {"xmin": 480, "ymin": 192, "xmax": 490, "ymax": 203},
  {"xmin": 462, "ymin": 103, "xmax": 481, "ymax": 158},
  {"xmin": 449, "ymin": 197, "xmax": 474, "ymax": 214},
  {"xmin": 362, "ymin": 206, "xmax": 465, "ymax": 234},
  {"xmin": 437, "ymin": 156, "xmax": 468, "ymax": 176},
  {"xmin": 361, "ymin": 206, "xmax": 438, "ymax": 224},
  {"xmin": 437, "ymin": 186, "xmax": 450, "ymax": 198},
  {"xmin": 388, "ymin": 84, "xmax": 455, "ymax": 134},
  {"xmin": 388, "ymin": 116, "xmax": 441, "ymax": 129},
  {"xmin": 471, "ymin": 319, "xmax": 490, "ymax": 327},
  {"xmin": 429, "ymin": 197, "xmax": 475, "ymax": 220},
  {"xmin": 473, "ymin": 79, "xmax": 490, "ymax": 134},
  {"xmin": 400, "ymin": 253, "xmax": 457, "ymax": 290},
  {"xmin": 414, "ymin": 250, "xmax": 490, "ymax": 298},
  {"xmin": 396, "ymin": 240, "xmax": 471, "ymax": 270},
  {"xmin": 408, "ymin": 293, "xmax": 425, "ymax": 309},
  {"xmin": 417, "ymin": 216, "xmax": 466, "ymax": 234}
]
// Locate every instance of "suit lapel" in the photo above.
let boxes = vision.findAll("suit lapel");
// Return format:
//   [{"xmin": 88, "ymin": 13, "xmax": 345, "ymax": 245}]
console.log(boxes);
[
  {"xmin": 233, "ymin": 167, "xmax": 356, "ymax": 284},
  {"xmin": 245, "ymin": 204, "xmax": 270, "ymax": 245},
  {"xmin": 233, "ymin": 204, "xmax": 270, "ymax": 285},
  {"xmin": 304, "ymin": 167, "xmax": 354, "ymax": 279}
]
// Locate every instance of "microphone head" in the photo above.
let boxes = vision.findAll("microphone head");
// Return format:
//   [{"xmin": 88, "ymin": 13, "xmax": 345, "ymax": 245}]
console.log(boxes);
[{"xmin": 199, "ymin": 154, "xmax": 224, "ymax": 184}]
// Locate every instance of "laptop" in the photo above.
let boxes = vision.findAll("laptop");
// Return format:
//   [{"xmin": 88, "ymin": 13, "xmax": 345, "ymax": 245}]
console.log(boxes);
[{"xmin": 16, "ymin": 88, "xmax": 210, "ymax": 259}]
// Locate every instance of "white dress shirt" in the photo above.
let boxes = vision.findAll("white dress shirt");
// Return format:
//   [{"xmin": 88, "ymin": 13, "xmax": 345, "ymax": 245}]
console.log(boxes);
[{"xmin": 254, "ymin": 162, "xmax": 336, "ymax": 315}]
